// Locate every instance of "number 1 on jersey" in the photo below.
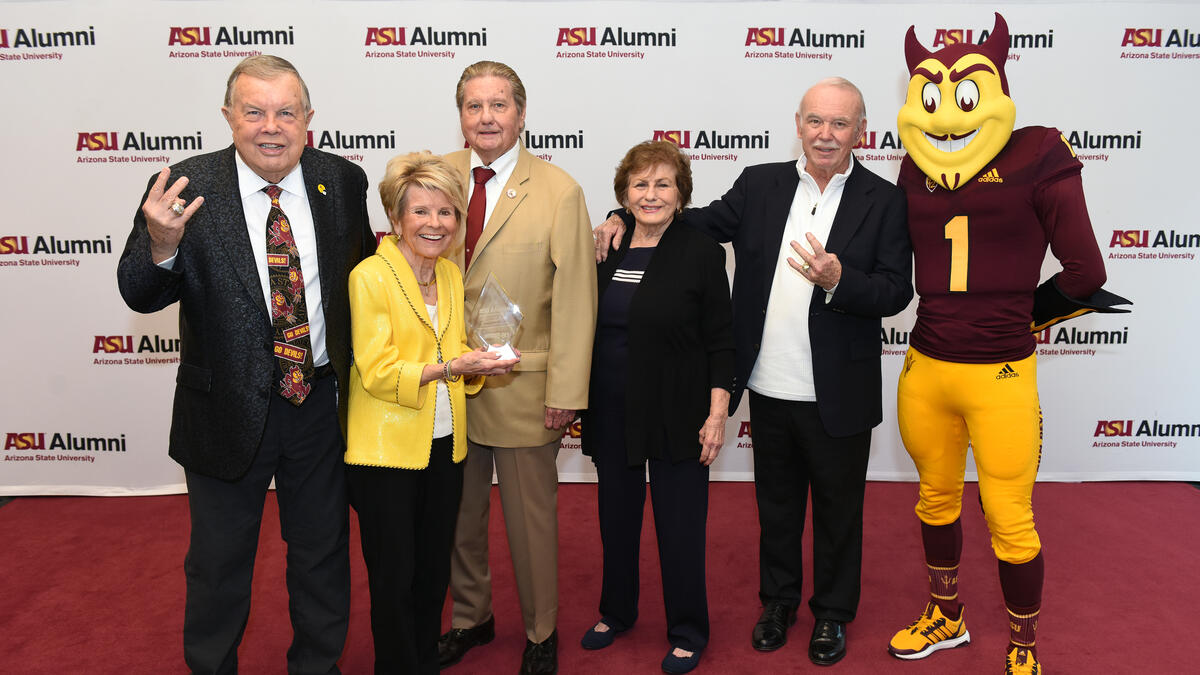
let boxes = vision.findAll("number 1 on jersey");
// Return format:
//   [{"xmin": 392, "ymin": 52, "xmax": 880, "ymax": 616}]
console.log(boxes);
[{"xmin": 944, "ymin": 215, "xmax": 968, "ymax": 292}]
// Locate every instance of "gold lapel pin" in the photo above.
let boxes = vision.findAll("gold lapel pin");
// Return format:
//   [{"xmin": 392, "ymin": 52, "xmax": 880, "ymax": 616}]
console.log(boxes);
[{"xmin": 318, "ymin": 184, "xmax": 327, "ymax": 195}]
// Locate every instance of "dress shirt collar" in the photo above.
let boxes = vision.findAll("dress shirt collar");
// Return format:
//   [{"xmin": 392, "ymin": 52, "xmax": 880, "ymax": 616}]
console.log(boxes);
[
  {"xmin": 796, "ymin": 153, "xmax": 853, "ymax": 192},
  {"xmin": 233, "ymin": 151, "xmax": 306, "ymax": 200},
  {"xmin": 470, "ymin": 142, "xmax": 519, "ymax": 176}
]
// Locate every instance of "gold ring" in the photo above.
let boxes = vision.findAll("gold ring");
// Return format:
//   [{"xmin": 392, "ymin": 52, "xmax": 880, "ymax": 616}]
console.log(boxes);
[
  {"xmin": 801, "ymin": 262, "xmax": 811, "ymax": 272},
  {"xmin": 171, "ymin": 201, "xmax": 185, "ymax": 216}
]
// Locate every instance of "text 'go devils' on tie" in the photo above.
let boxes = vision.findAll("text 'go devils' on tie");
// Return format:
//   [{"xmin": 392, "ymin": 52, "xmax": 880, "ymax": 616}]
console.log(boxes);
[{"xmin": 264, "ymin": 184, "xmax": 314, "ymax": 405}]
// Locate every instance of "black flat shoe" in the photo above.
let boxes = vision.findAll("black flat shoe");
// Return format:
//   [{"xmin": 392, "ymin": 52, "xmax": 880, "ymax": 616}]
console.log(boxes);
[
  {"xmin": 661, "ymin": 647, "xmax": 702, "ymax": 674},
  {"xmin": 580, "ymin": 620, "xmax": 624, "ymax": 650}
]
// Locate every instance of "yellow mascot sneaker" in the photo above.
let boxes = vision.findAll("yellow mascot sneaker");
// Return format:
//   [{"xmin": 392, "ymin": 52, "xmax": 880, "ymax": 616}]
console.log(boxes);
[
  {"xmin": 888, "ymin": 602, "xmax": 971, "ymax": 659},
  {"xmin": 1005, "ymin": 646, "xmax": 1041, "ymax": 674}
]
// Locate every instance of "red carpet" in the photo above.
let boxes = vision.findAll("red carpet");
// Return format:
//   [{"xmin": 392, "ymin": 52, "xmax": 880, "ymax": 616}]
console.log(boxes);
[{"xmin": 1, "ymin": 481, "xmax": 1197, "ymax": 674}]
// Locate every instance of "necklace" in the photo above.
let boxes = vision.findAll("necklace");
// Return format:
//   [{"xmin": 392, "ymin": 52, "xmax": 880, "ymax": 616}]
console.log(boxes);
[{"xmin": 416, "ymin": 277, "xmax": 435, "ymax": 288}]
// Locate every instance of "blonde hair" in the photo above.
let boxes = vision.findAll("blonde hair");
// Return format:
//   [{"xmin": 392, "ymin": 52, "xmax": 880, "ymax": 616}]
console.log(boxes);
[{"xmin": 378, "ymin": 151, "xmax": 467, "ymax": 229}]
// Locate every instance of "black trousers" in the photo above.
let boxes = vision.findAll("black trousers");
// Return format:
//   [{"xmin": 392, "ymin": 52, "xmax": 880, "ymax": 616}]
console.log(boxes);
[
  {"xmin": 749, "ymin": 391, "xmax": 871, "ymax": 623},
  {"xmin": 593, "ymin": 446, "xmax": 710, "ymax": 652},
  {"xmin": 348, "ymin": 436, "xmax": 463, "ymax": 675},
  {"xmin": 182, "ymin": 375, "xmax": 350, "ymax": 675}
]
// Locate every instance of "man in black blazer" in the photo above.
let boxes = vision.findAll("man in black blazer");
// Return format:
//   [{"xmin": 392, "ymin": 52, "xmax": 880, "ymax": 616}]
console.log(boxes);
[
  {"xmin": 117, "ymin": 55, "xmax": 374, "ymax": 674},
  {"xmin": 599, "ymin": 77, "xmax": 912, "ymax": 666}
]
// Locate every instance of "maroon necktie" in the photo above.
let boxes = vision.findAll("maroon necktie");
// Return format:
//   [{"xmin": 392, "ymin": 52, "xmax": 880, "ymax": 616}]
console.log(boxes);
[
  {"xmin": 264, "ymin": 185, "xmax": 314, "ymax": 406},
  {"xmin": 464, "ymin": 166, "xmax": 495, "ymax": 268}
]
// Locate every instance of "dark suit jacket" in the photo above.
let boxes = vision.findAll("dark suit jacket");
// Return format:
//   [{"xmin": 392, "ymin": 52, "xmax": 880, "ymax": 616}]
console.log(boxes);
[
  {"xmin": 685, "ymin": 157, "xmax": 912, "ymax": 437},
  {"xmin": 582, "ymin": 218, "xmax": 734, "ymax": 465},
  {"xmin": 117, "ymin": 145, "xmax": 374, "ymax": 480}
]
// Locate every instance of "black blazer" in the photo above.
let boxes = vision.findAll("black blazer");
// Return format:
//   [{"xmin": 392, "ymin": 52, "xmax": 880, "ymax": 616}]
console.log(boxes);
[
  {"xmin": 582, "ymin": 218, "xmax": 734, "ymax": 465},
  {"xmin": 685, "ymin": 157, "xmax": 913, "ymax": 437},
  {"xmin": 117, "ymin": 145, "xmax": 375, "ymax": 480}
]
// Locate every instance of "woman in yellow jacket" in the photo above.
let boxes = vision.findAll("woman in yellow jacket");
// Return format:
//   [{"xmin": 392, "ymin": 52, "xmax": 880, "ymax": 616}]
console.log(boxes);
[{"xmin": 346, "ymin": 152, "xmax": 518, "ymax": 675}]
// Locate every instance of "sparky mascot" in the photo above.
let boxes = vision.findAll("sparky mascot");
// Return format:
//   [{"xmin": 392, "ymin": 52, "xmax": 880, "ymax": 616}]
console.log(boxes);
[{"xmin": 887, "ymin": 13, "xmax": 1129, "ymax": 675}]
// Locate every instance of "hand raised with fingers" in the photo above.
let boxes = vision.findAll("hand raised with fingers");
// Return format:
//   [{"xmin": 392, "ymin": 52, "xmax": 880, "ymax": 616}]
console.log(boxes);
[
  {"xmin": 142, "ymin": 167, "xmax": 204, "ymax": 264},
  {"xmin": 787, "ymin": 232, "xmax": 841, "ymax": 290}
]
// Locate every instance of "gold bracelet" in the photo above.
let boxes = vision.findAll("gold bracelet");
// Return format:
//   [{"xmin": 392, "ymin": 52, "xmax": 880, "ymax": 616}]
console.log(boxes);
[{"xmin": 443, "ymin": 359, "xmax": 461, "ymax": 382}]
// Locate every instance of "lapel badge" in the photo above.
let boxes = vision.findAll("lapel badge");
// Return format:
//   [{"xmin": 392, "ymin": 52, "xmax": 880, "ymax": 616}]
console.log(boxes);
[
  {"xmin": 506, "ymin": 188, "xmax": 517, "ymax": 198},
  {"xmin": 318, "ymin": 183, "xmax": 327, "ymax": 196}
]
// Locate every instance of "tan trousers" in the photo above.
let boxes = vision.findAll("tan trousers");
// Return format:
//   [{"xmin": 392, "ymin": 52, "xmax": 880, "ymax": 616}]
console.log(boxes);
[{"xmin": 448, "ymin": 438, "xmax": 560, "ymax": 643}]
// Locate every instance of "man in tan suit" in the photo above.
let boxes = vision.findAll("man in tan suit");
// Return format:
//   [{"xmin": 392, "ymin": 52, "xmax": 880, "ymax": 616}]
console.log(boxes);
[{"xmin": 438, "ymin": 60, "xmax": 597, "ymax": 675}]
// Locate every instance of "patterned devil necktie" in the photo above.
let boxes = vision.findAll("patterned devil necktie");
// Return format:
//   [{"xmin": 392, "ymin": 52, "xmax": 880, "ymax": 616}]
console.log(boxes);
[
  {"xmin": 264, "ymin": 184, "xmax": 314, "ymax": 405},
  {"xmin": 464, "ymin": 166, "xmax": 496, "ymax": 268}
]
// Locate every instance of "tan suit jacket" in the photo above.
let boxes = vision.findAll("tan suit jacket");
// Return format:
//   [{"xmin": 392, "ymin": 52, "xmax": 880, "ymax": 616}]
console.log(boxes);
[{"xmin": 446, "ymin": 146, "xmax": 597, "ymax": 448}]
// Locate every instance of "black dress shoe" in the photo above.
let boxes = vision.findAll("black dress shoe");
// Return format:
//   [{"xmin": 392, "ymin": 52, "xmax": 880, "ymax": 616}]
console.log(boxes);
[
  {"xmin": 808, "ymin": 618, "xmax": 846, "ymax": 666},
  {"xmin": 520, "ymin": 630, "xmax": 558, "ymax": 675},
  {"xmin": 751, "ymin": 601, "xmax": 797, "ymax": 652},
  {"xmin": 437, "ymin": 616, "xmax": 495, "ymax": 668}
]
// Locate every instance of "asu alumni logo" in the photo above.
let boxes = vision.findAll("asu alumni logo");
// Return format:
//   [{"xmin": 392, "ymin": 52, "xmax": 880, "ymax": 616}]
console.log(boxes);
[
  {"xmin": 4, "ymin": 430, "xmax": 127, "ymax": 464},
  {"xmin": 1108, "ymin": 228, "xmax": 1199, "ymax": 262},
  {"xmin": 652, "ymin": 128, "xmax": 769, "ymax": 162},
  {"xmin": 363, "ymin": 25, "xmax": 485, "ymax": 59},
  {"xmin": 167, "ymin": 24, "xmax": 292, "ymax": 59},
  {"xmin": 305, "ymin": 129, "xmax": 395, "ymax": 163},
  {"xmin": 0, "ymin": 25, "xmax": 95, "ymax": 61},
  {"xmin": 1120, "ymin": 27, "xmax": 1200, "ymax": 47},
  {"xmin": 76, "ymin": 129, "xmax": 202, "ymax": 167},
  {"xmin": 744, "ymin": 25, "xmax": 864, "ymax": 61},
  {"xmin": 1119, "ymin": 26, "xmax": 1200, "ymax": 60},
  {"xmin": 1035, "ymin": 323, "xmax": 1129, "ymax": 357},
  {"xmin": 92, "ymin": 334, "xmax": 181, "ymax": 365},
  {"xmin": 555, "ymin": 25, "xmax": 676, "ymax": 59},
  {"xmin": 921, "ymin": 24, "xmax": 1054, "ymax": 61},
  {"xmin": 1064, "ymin": 129, "xmax": 1141, "ymax": 162},
  {"xmin": 0, "ymin": 233, "xmax": 112, "ymax": 269},
  {"xmin": 1092, "ymin": 418, "xmax": 1200, "ymax": 449}
]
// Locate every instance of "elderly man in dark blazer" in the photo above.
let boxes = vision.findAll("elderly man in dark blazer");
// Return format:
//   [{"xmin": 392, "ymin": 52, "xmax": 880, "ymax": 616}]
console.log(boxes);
[
  {"xmin": 117, "ymin": 55, "xmax": 374, "ymax": 674},
  {"xmin": 598, "ymin": 77, "xmax": 912, "ymax": 667}
]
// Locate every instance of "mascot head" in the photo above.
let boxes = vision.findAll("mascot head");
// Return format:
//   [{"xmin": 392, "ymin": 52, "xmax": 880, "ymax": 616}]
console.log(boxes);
[{"xmin": 897, "ymin": 12, "xmax": 1016, "ymax": 190}]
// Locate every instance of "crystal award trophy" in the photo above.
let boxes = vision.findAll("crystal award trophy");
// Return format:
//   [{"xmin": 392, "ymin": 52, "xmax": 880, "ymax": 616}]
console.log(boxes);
[{"xmin": 468, "ymin": 273, "xmax": 522, "ymax": 361}]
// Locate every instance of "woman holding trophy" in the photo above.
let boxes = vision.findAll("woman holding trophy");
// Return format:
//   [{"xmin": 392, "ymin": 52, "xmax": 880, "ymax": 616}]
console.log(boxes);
[{"xmin": 344, "ymin": 151, "xmax": 517, "ymax": 674}]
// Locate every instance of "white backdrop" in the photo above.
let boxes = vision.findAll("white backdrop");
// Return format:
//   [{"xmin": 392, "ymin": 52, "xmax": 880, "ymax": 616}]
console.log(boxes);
[{"xmin": 2, "ymin": 1, "xmax": 1198, "ymax": 495}]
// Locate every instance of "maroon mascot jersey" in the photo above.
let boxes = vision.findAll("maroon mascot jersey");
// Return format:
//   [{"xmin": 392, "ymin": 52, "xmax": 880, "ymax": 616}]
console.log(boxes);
[{"xmin": 899, "ymin": 126, "xmax": 1105, "ymax": 363}]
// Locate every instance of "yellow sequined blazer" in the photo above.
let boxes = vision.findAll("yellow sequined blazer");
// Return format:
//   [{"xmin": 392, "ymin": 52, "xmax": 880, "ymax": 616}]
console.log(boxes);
[{"xmin": 345, "ymin": 235, "xmax": 482, "ymax": 469}]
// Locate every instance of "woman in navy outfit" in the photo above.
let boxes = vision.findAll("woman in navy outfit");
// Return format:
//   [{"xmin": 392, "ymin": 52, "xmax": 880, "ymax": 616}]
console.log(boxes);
[{"xmin": 580, "ymin": 140, "xmax": 734, "ymax": 675}]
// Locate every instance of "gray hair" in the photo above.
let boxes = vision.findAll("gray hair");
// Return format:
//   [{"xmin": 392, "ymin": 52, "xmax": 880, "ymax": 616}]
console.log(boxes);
[
  {"xmin": 802, "ymin": 76, "xmax": 867, "ymax": 123},
  {"xmin": 224, "ymin": 55, "xmax": 311, "ymax": 112}
]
